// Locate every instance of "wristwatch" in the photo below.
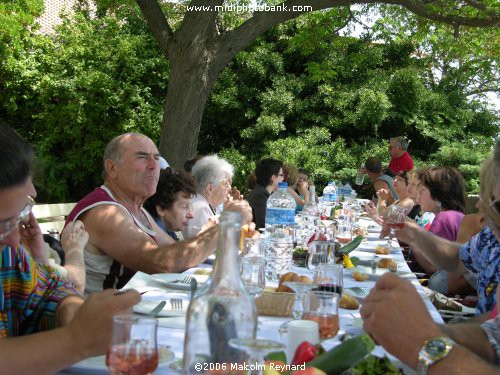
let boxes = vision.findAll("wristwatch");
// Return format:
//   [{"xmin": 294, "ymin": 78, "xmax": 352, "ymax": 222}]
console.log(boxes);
[{"xmin": 417, "ymin": 337, "xmax": 456, "ymax": 375}]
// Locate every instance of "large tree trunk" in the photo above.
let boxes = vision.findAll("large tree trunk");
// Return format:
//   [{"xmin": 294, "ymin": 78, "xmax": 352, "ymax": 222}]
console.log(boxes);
[{"xmin": 159, "ymin": 45, "xmax": 219, "ymax": 170}]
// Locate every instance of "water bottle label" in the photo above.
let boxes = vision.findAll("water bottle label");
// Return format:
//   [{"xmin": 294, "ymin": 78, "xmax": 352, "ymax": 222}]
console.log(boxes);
[
  {"xmin": 265, "ymin": 208, "xmax": 295, "ymax": 225},
  {"xmin": 323, "ymin": 193, "xmax": 337, "ymax": 202}
]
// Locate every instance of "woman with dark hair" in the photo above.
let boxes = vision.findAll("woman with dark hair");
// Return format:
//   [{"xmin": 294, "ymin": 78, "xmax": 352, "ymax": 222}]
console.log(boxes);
[
  {"xmin": 144, "ymin": 171, "xmax": 196, "ymax": 241},
  {"xmin": 413, "ymin": 166, "xmax": 466, "ymax": 274}
]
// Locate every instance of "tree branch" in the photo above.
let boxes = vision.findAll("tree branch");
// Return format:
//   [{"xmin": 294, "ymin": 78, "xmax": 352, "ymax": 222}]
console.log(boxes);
[
  {"xmin": 135, "ymin": 0, "xmax": 174, "ymax": 57},
  {"xmin": 213, "ymin": 0, "xmax": 499, "ymax": 71}
]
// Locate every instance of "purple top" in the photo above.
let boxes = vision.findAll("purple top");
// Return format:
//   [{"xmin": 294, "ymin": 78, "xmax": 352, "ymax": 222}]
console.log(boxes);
[{"xmin": 429, "ymin": 210, "xmax": 464, "ymax": 241}]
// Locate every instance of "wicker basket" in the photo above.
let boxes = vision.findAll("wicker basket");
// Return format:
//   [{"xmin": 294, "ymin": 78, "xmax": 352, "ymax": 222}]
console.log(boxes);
[{"xmin": 255, "ymin": 290, "xmax": 295, "ymax": 317}]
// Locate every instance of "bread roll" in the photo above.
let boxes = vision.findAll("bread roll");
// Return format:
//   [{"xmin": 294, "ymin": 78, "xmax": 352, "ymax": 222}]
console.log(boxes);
[
  {"xmin": 377, "ymin": 258, "xmax": 395, "ymax": 269},
  {"xmin": 339, "ymin": 294, "xmax": 360, "ymax": 310},
  {"xmin": 352, "ymin": 270, "xmax": 369, "ymax": 281},
  {"xmin": 375, "ymin": 246, "xmax": 390, "ymax": 255}
]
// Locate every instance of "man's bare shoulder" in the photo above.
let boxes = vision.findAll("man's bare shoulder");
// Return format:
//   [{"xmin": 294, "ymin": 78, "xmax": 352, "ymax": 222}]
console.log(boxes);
[{"xmin": 80, "ymin": 202, "xmax": 132, "ymax": 230}]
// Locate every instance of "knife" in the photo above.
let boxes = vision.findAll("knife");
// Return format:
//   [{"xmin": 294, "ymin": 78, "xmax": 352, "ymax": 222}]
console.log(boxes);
[{"xmin": 147, "ymin": 300, "xmax": 166, "ymax": 318}]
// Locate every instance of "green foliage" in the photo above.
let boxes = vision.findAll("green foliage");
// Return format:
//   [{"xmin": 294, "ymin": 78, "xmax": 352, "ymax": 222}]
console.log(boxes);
[
  {"xmin": 1, "ymin": 6, "xmax": 169, "ymax": 201},
  {"xmin": 202, "ymin": 12, "xmax": 498, "ymax": 196},
  {"xmin": 0, "ymin": 3, "xmax": 497, "ymax": 201}
]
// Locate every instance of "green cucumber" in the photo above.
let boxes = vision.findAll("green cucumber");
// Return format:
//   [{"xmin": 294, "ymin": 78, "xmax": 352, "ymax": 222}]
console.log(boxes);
[
  {"xmin": 305, "ymin": 333, "xmax": 375, "ymax": 374},
  {"xmin": 340, "ymin": 235, "xmax": 363, "ymax": 254}
]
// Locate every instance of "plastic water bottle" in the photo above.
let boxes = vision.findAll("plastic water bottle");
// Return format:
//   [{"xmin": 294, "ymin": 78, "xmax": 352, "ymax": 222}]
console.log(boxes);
[
  {"xmin": 264, "ymin": 182, "xmax": 296, "ymax": 280},
  {"xmin": 322, "ymin": 182, "xmax": 338, "ymax": 205},
  {"xmin": 265, "ymin": 182, "xmax": 296, "ymax": 227},
  {"xmin": 344, "ymin": 183, "xmax": 354, "ymax": 200}
]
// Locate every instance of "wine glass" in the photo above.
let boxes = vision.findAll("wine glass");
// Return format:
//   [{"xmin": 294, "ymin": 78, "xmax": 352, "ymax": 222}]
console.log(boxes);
[
  {"xmin": 384, "ymin": 205, "xmax": 408, "ymax": 249},
  {"xmin": 228, "ymin": 338, "xmax": 284, "ymax": 375},
  {"xmin": 284, "ymin": 281, "xmax": 317, "ymax": 319},
  {"xmin": 106, "ymin": 315, "xmax": 158, "ymax": 375},
  {"xmin": 241, "ymin": 256, "xmax": 266, "ymax": 298},
  {"xmin": 313, "ymin": 263, "xmax": 343, "ymax": 295},
  {"xmin": 278, "ymin": 281, "xmax": 316, "ymax": 335},
  {"xmin": 335, "ymin": 222, "xmax": 352, "ymax": 248}
]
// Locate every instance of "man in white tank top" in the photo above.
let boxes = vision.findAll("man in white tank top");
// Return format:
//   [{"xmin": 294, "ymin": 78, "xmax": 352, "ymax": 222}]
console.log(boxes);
[{"xmin": 66, "ymin": 133, "xmax": 253, "ymax": 293}]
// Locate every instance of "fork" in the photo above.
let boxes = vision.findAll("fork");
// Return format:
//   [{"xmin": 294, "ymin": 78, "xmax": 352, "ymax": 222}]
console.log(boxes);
[
  {"xmin": 349, "ymin": 287, "xmax": 366, "ymax": 296},
  {"xmin": 388, "ymin": 261, "xmax": 398, "ymax": 273},
  {"xmin": 170, "ymin": 298, "xmax": 183, "ymax": 310},
  {"xmin": 172, "ymin": 276, "xmax": 193, "ymax": 284}
]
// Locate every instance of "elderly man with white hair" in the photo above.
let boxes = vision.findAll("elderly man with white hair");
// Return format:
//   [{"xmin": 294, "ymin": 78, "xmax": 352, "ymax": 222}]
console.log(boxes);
[{"xmin": 183, "ymin": 155, "xmax": 235, "ymax": 239}]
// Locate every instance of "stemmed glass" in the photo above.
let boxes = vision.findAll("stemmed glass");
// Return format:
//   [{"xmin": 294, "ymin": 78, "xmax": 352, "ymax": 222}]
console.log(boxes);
[
  {"xmin": 228, "ymin": 339, "xmax": 284, "ymax": 375},
  {"xmin": 384, "ymin": 205, "xmax": 408, "ymax": 250},
  {"xmin": 241, "ymin": 257, "xmax": 266, "ymax": 299},
  {"xmin": 283, "ymin": 281, "xmax": 317, "ymax": 319},
  {"xmin": 106, "ymin": 315, "xmax": 158, "ymax": 375},
  {"xmin": 335, "ymin": 222, "xmax": 352, "ymax": 248},
  {"xmin": 278, "ymin": 281, "xmax": 316, "ymax": 335}
]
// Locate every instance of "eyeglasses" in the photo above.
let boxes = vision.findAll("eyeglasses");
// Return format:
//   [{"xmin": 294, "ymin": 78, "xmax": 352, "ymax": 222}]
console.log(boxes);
[
  {"xmin": 0, "ymin": 196, "xmax": 34, "ymax": 241},
  {"xmin": 491, "ymin": 198, "xmax": 500, "ymax": 216}
]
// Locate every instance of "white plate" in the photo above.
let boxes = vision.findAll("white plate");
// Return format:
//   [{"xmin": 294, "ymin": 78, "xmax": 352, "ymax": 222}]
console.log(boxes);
[
  {"xmin": 64, "ymin": 347, "xmax": 175, "ymax": 374},
  {"xmin": 151, "ymin": 273, "xmax": 209, "ymax": 291}
]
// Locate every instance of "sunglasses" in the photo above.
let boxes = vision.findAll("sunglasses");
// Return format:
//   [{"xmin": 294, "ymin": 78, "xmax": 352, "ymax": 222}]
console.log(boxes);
[{"xmin": 0, "ymin": 196, "xmax": 35, "ymax": 241}]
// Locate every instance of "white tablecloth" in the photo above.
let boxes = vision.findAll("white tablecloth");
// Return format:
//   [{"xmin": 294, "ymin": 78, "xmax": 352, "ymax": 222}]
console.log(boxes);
[{"xmin": 61, "ymin": 216, "xmax": 441, "ymax": 374}]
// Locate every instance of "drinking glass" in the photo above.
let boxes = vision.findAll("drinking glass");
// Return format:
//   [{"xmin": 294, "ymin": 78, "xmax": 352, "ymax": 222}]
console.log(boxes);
[
  {"xmin": 313, "ymin": 264, "xmax": 343, "ymax": 295},
  {"xmin": 242, "ymin": 238, "xmax": 265, "ymax": 258},
  {"xmin": 355, "ymin": 171, "xmax": 365, "ymax": 185},
  {"xmin": 106, "ymin": 315, "xmax": 158, "ymax": 375},
  {"xmin": 306, "ymin": 240, "xmax": 333, "ymax": 271},
  {"xmin": 384, "ymin": 205, "xmax": 408, "ymax": 249},
  {"xmin": 241, "ymin": 256, "xmax": 266, "ymax": 298},
  {"xmin": 336, "ymin": 222, "xmax": 352, "ymax": 247},
  {"xmin": 302, "ymin": 291, "xmax": 340, "ymax": 340},
  {"xmin": 228, "ymin": 339, "xmax": 284, "ymax": 375}
]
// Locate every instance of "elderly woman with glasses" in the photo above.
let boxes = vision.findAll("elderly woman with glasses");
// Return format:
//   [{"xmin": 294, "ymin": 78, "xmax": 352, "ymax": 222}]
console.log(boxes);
[{"xmin": 182, "ymin": 155, "xmax": 235, "ymax": 239}]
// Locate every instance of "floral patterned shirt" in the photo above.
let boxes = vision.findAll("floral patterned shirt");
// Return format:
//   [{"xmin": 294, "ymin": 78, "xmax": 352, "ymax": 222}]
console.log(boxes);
[{"xmin": 459, "ymin": 226, "xmax": 500, "ymax": 315}]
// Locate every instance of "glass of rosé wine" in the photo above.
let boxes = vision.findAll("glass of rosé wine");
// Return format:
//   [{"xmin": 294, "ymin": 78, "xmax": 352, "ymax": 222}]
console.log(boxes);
[
  {"xmin": 384, "ymin": 205, "xmax": 408, "ymax": 250},
  {"xmin": 302, "ymin": 290, "xmax": 339, "ymax": 340},
  {"xmin": 106, "ymin": 315, "xmax": 158, "ymax": 375}
]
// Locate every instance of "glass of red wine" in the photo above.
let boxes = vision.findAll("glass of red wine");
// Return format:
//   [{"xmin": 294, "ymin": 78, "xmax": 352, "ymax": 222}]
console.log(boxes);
[
  {"xmin": 384, "ymin": 205, "xmax": 408, "ymax": 250},
  {"xmin": 313, "ymin": 263, "xmax": 343, "ymax": 296},
  {"xmin": 106, "ymin": 315, "xmax": 158, "ymax": 375}
]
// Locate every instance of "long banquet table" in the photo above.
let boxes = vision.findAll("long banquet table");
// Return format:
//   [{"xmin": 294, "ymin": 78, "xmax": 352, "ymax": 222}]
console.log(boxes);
[{"xmin": 61, "ymin": 216, "xmax": 443, "ymax": 374}]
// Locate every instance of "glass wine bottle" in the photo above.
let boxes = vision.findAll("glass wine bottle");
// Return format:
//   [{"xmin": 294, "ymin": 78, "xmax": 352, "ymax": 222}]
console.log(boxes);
[{"xmin": 183, "ymin": 211, "xmax": 257, "ymax": 374}]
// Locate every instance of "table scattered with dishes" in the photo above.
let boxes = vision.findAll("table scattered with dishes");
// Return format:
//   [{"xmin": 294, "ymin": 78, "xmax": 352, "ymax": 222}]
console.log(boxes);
[{"xmin": 61, "ymin": 211, "xmax": 442, "ymax": 374}]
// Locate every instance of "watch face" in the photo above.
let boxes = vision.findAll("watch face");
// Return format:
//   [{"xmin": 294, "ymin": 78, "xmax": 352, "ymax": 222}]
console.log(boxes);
[{"xmin": 426, "ymin": 339, "xmax": 449, "ymax": 358}]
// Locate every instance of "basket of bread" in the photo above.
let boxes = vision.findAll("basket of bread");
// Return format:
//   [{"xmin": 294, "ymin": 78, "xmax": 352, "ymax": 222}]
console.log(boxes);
[
  {"xmin": 255, "ymin": 271, "xmax": 361, "ymax": 316},
  {"xmin": 255, "ymin": 272, "xmax": 311, "ymax": 317}
]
